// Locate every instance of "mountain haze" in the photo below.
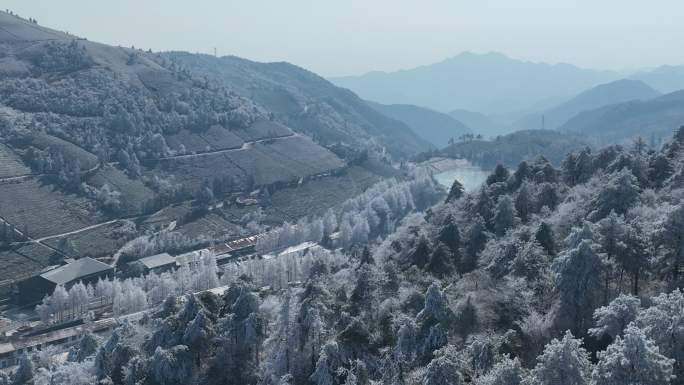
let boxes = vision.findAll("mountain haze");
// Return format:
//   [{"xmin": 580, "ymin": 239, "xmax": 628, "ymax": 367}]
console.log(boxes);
[
  {"xmin": 559, "ymin": 90, "xmax": 684, "ymax": 145},
  {"xmin": 632, "ymin": 65, "xmax": 684, "ymax": 94},
  {"xmin": 510, "ymin": 79, "xmax": 661, "ymax": 132},
  {"xmin": 366, "ymin": 101, "xmax": 471, "ymax": 148},
  {"xmin": 330, "ymin": 52, "xmax": 621, "ymax": 114}
]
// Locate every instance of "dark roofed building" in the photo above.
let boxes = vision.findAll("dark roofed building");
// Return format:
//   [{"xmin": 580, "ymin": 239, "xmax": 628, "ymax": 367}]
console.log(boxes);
[{"xmin": 16, "ymin": 258, "xmax": 113, "ymax": 305}]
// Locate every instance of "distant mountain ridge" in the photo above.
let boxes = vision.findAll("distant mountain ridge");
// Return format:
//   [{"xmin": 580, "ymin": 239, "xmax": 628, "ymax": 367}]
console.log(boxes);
[
  {"xmin": 330, "ymin": 52, "xmax": 622, "ymax": 114},
  {"xmin": 559, "ymin": 90, "xmax": 684, "ymax": 146},
  {"xmin": 631, "ymin": 65, "xmax": 684, "ymax": 94},
  {"xmin": 510, "ymin": 79, "xmax": 662, "ymax": 132},
  {"xmin": 366, "ymin": 101, "xmax": 471, "ymax": 148}
]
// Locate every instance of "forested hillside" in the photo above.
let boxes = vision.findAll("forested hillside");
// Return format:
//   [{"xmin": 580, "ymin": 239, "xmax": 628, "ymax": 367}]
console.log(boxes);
[
  {"xmin": 560, "ymin": 90, "xmax": 684, "ymax": 146},
  {"xmin": 21, "ymin": 127, "xmax": 684, "ymax": 385},
  {"xmin": 510, "ymin": 79, "xmax": 661, "ymax": 132},
  {"xmin": 163, "ymin": 53, "xmax": 431, "ymax": 159},
  {"xmin": 367, "ymin": 101, "xmax": 471, "ymax": 148},
  {"xmin": 0, "ymin": 11, "xmax": 403, "ymax": 288},
  {"xmin": 439, "ymin": 129, "xmax": 589, "ymax": 169}
]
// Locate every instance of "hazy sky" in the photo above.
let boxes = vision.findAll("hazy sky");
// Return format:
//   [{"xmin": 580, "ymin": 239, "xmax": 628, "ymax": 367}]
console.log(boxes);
[{"xmin": 6, "ymin": 0, "xmax": 684, "ymax": 76}]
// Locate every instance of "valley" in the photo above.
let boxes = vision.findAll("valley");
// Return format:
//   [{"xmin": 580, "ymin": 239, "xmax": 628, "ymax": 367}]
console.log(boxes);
[{"xmin": 0, "ymin": 4, "xmax": 683, "ymax": 385}]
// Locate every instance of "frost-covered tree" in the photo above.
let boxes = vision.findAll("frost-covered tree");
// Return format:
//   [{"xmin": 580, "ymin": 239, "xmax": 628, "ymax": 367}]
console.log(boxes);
[
  {"xmin": 596, "ymin": 211, "xmax": 628, "ymax": 302},
  {"xmin": 592, "ymin": 324, "xmax": 674, "ymax": 385},
  {"xmin": 565, "ymin": 222, "xmax": 594, "ymax": 249},
  {"xmin": 423, "ymin": 353, "xmax": 463, "ymax": 385},
  {"xmin": 487, "ymin": 164, "xmax": 510, "ymax": 186},
  {"xmin": 310, "ymin": 342, "xmax": 341, "ymax": 385},
  {"xmin": 182, "ymin": 310, "xmax": 214, "ymax": 364},
  {"xmin": 553, "ymin": 240, "xmax": 603, "ymax": 334},
  {"xmin": 12, "ymin": 353, "xmax": 34, "ymax": 385},
  {"xmin": 475, "ymin": 187, "xmax": 494, "ymax": 228},
  {"xmin": 427, "ymin": 242, "xmax": 455, "ymax": 278},
  {"xmin": 68, "ymin": 331, "xmax": 99, "ymax": 362},
  {"xmin": 349, "ymin": 265, "xmax": 376, "ymax": 314},
  {"xmin": 658, "ymin": 204, "xmax": 684, "ymax": 287},
  {"xmin": 463, "ymin": 216, "xmax": 488, "ymax": 273},
  {"xmin": 535, "ymin": 221, "xmax": 555, "ymax": 256},
  {"xmin": 512, "ymin": 240, "xmax": 547, "ymax": 281},
  {"xmin": 438, "ymin": 214, "xmax": 461, "ymax": 257},
  {"xmin": 150, "ymin": 345, "xmax": 193, "ymax": 385},
  {"xmin": 417, "ymin": 283, "xmax": 452, "ymax": 329},
  {"xmin": 409, "ymin": 236, "xmax": 431, "ymax": 269},
  {"xmin": 634, "ymin": 289, "xmax": 684, "ymax": 379},
  {"xmin": 33, "ymin": 361, "xmax": 95, "ymax": 385},
  {"xmin": 528, "ymin": 331, "xmax": 592, "ymax": 385},
  {"xmin": 455, "ymin": 296, "xmax": 478, "ymax": 340},
  {"xmin": 592, "ymin": 168, "xmax": 641, "ymax": 220},
  {"xmin": 475, "ymin": 356, "xmax": 523, "ymax": 385},
  {"xmin": 514, "ymin": 183, "xmax": 532, "ymax": 223},
  {"xmin": 536, "ymin": 183, "xmax": 559, "ymax": 211},
  {"xmin": 447, "ymin": 178, "xmax": 465, "ymax": 203},
  {"xmin": 493, "ymin": 195, "xmax": 520, "ymax": 236},
  {"xmin": 589, "ymin": 294, "xmax": 641, "ymax": 340}
]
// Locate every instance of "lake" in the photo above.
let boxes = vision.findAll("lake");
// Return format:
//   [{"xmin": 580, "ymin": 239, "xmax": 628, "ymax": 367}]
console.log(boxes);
[{"xmin": 427, "ymin": 158, "xmax": 490, "ymax": 192}]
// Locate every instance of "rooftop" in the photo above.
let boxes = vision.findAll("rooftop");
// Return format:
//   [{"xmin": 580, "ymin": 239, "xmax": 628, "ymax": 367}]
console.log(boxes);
[
  {"xmin": 136, "ymin": 253, "xmax": 176, "ymax": 270},
  {"xmin": 40, "ymin": 258, "xmax": 112, "ymax": 285}
]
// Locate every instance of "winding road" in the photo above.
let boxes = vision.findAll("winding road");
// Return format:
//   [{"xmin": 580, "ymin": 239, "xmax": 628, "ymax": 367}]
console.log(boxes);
[{"xmin": 153, "ymin": 132, "xmax": 297, "ymax": 161}]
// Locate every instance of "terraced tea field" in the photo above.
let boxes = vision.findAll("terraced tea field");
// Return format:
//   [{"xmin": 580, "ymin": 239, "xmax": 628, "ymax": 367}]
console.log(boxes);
[
  {"xmin": 0, "ymin": 178, "xmax": 103, "ymax": 239},
  {"xmin": 44, "ymin": 220, "xmax": 134, "ymax": 259},
  {"xmin": 88, "ymin": 165, "xmax": 155, "ymax": 215},
  {"xmin": 0, "ymin": 143, "xmax": 31, "ymax": 179}
]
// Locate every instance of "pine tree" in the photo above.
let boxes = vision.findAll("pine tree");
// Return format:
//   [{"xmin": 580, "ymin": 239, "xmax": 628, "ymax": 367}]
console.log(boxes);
[
  {"xmin": 528, "ymin": 331, "xmax": 592, "ymax": 385},
  {"xmin": 510, "ymin": 161, "xmax": 531, "ymax": 191},
  {"xmin": 358, "ymin": 246, "xmax": 374, "ymax": 266},
  {"xmin": 475, "ymin": 356, "xmax": 523, "ymax": 385},
  {"xmin": 514, "ymin": 183, "xmax": 532, "ymax": 222},
  {"xmin": 535, "ymin": 221, "xmax": 556, "ymax": 256},
  {"xmin": 487, "ymin": 164, "xmax": 510, "ymax": 186},
  {"xmin": 537, "ymin": 183, "xmax": 559, "ymax": 211},
  {"xmin": 13, "ymin": 353, "xmax": 34, "ymax": 385},
  {"xmin": 658, "ymin": 204, "xmax": 684, "ymax": 287},
  {"xmin": 493, "ymin": 195, "xmax": 519, "ymax": 236},
  {"xmin": 455, "ymin": 296, "xmax": 477, "ymax": 340},
  {"xmin": 553, "ymin": 240, "xmax": 603, "ymax": 334},
  {"xmin": 474, "ymin": 187, "xmax": 494, "ymax": 229},
  {"xmin": 409, "ymin": 236, "xmax": 431, "ymax": 269},
  {"xmin": 592, "ymin": 168, "xmax": 641, "ymax": 220},
  {"xmin": 635, "ymin": 289, "xmax": 684, "ymax": 379},
  {"xmin": 69, "ymin": 331, "xmax": 99, "ymax": 362},
  {"xmin": 462, "ymin": 216, "xmax": 487, "ymax": 273},
  {"xmin": 447, "ymin": 178, "xmax": 465, "ymax": 203},
  {"xmin": 438, "ymin": 215, "xmax": 462, "ymax": 269},
  {"xmin": 589, "ymin": 294, "xmax": 641, "ymax": 340},
  {"xmin": 427, "ymin": 242, "xmax": 455, "ymax": 278},
  {"xmin": 592, "ymin": 325, "xmax": 674, "ymax": 385},
  {"xmin": 424, "ymin": 354, "xmax": 463, "ymax": 385}
]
